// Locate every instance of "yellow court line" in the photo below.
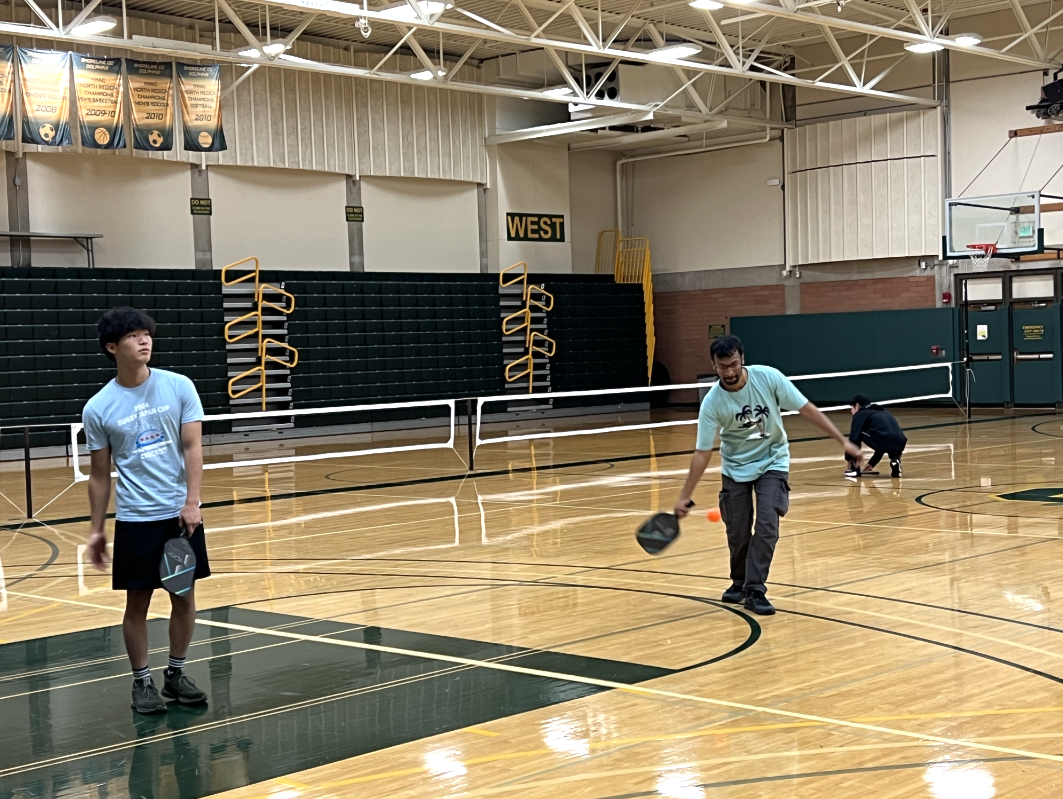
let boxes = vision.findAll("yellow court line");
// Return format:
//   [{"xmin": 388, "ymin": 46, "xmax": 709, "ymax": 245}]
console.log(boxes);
[
  {"xmin": 463, "ymin": 727, "xmax": 502, "ymax": 737},
  {"xmin": 182, "ymin": 616, "xmax": 1063, "ymax": 767},
  {"xmin": 12, "ymin": 584, "xmax": 1043, "ymax": 769}
]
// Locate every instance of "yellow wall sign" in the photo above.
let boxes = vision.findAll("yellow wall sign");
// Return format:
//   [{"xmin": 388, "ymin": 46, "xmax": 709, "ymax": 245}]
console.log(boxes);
[
  {"xmin": 506, "ymin": 213, "xmax": 565, "ymax": 242},
  {"xmin": 1023, "ymin": 324, "xmax": 1045, "ymax": 341}
]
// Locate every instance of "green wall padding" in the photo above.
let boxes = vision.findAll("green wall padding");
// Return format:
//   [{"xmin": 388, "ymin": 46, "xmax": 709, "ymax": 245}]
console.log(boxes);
[{"xmin": 730, "ymin": 308, "xmax": 957, "ymax": 405}]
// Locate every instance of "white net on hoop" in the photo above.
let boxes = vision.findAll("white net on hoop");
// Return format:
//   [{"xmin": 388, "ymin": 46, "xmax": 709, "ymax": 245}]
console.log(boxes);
[{"xmin": 966, "ymin": 244, "xmax": 997, "ymax": 272}]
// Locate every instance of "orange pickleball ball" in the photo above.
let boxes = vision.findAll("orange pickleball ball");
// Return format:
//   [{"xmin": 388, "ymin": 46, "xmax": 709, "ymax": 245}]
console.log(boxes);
[{"xmin": 706, "ymin": 508, "xmax": 721, "ymax": 523}]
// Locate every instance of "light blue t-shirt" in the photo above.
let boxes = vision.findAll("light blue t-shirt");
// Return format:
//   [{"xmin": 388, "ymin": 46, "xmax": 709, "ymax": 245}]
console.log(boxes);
[
  {"xmin": 83, "ymin": 369, "xmax": 204, "ymax": 522},
  {"xmin": 695, "ymin": 365, "xmax": 809, "ymax": 482}
]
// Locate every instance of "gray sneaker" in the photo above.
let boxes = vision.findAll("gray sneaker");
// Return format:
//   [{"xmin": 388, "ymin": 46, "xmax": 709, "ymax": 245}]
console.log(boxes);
[
  {"xmin": 131, "ymin": 678, "xmax": 167, "ymax": 714},
  {"xmin": 162, "ymin": 670, "xmax": 208, "ymax": 705}
]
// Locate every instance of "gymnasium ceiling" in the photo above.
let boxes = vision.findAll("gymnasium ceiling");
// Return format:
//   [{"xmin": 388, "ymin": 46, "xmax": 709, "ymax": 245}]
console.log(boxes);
[{"xmin": 4, "ymin": 0, "xmax": 1058, "ymax": 151}]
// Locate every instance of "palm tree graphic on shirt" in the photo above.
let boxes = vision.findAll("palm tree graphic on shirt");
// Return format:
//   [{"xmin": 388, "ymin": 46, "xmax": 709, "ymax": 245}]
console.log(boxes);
[{"xmin": 736, "ymin": 405, "xmax": 771, "ymax": 436}]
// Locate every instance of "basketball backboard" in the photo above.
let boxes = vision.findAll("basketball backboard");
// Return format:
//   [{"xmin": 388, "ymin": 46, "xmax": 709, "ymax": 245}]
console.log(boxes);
[{"xmin": 944, "ymin": 191, "xmax": 1063, "ymax": 259}]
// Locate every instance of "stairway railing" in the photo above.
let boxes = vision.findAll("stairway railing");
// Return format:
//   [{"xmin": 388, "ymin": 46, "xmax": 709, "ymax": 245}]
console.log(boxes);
[
  {"xmin": 221, "ymin": 256, "xmax": 299, "ymax": 411},
  {"xmin": 612, "ymin": 235, "xmax": 655, "ymax": 384},
  {"xmin": 499, "ymin": 262, "xmax": 556, "ymax": 392}
]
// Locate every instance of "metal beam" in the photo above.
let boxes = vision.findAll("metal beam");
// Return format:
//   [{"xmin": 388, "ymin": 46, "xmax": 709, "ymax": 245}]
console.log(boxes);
[
  {"xmin": 569, "ymin": 119, "xmax": 727, "ymax": 150},
  {"xmin": 22, "ymin": 0, "xmax": 58, "ymax": 32},
  {"xmin": 64, "ymin": 0, "xmax": 105, "ymax": 34},
  {"xmin": 710, "ymin": 0, "xmax": 1055, "ymax": 68},
  {"xmin": 485, "ymin": 110, "xmax": 654, "ymax": 144},
  {"xmin": 1008, "ymin": 0, "xmax": 1045, "ymax": 60},
  {"xmin": 217, "ymin": 0, "xmax": 263, "ymax": 52}
]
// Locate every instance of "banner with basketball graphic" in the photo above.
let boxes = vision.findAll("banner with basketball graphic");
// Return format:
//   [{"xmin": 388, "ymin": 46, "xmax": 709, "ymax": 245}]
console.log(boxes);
[
  {"xmin": 176, "ymin": 63, "xmax": 226, "ymax": 152},
  {"xmin": 72, "ymin": 54, "xmax": 124, "ymax": 150},
  {"xmin": 18, "ymin": 48, "xmax": 71, "ymax": 146},
  {"xmin": 126, "ymin": 60, "xmax": 173, "ymax": 151},
  {"xmin": 0, "ymin": 46, "xmax": 16, "ymax": 141}
]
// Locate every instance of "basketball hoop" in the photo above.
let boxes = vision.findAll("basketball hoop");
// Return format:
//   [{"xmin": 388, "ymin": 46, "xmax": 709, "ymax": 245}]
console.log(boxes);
[{"xmin": 966, "ymin": 243, "xmax": 997, "ymax": 272}]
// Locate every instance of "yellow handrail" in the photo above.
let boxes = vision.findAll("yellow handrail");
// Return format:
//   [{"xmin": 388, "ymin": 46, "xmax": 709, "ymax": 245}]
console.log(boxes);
[
  {"xmin": 613, "ymin": 236, "xmax": 655, "ymax": 384},
  {"xmin": 222, "ymin": 256, "xmax": 299, "ymax": 411},
  {"xmin": 499, "ymin": 262, "xmax": 557, "ymax": 392}
]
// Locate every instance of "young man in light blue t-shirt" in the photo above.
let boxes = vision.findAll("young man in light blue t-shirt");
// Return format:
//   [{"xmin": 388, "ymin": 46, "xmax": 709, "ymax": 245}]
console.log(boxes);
[
  {"xmin": 675, "ymin": 335, "xmax": 860, "ymax": 615},
  {"xmin": 83, "ymin": 307, "xmax": 210, "ymax": 714}
]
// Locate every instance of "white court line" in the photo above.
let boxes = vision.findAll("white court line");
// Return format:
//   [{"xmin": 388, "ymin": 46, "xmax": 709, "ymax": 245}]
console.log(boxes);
[{"xmin": 0, "ymin": 555, "xmax": 6, "ymax": 611}]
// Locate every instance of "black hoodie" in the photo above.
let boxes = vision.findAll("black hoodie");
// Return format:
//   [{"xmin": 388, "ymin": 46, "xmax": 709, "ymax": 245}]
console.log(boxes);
[{"xmin": 848, "ymin": 404, "xmax": 907, "ymax": 446}]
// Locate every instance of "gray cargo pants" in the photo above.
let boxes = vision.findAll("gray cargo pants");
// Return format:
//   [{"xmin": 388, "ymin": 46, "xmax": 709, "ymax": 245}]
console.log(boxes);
[{"xmin": 719, "ymin": 470, "xmax": 790, "ymax": 595}]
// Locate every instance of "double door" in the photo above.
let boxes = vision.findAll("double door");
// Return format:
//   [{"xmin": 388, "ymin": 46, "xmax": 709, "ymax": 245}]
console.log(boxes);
[{"xmin": 960, "ymin": 271, "xmax": 1063, "ymax": 407}]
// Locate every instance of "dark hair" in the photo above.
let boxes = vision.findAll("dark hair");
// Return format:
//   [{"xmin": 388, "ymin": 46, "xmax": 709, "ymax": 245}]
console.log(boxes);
[
  {"xmin": 851, "ymin": 394, "xmax": 871, "ymax": 408},
  {"xmin": 710, "ymin": 334, "xmax": 744, "ymax": 361},
  {"xmin": 98, "ymin": 307, "xmax": 156, "ymax": 362}
]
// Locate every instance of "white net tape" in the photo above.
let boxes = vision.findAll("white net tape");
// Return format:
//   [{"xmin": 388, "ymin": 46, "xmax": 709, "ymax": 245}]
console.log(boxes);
[
  {"xmin": 475, "ymin": 362, "xmax": 955, "ymax": 449},
  {"xmin": 70, "ymin": 398, "xmax": 457, "ymax": 482}
]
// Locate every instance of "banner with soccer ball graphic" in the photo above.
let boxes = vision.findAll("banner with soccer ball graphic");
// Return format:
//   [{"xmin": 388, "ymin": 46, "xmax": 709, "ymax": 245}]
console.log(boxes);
[
  {"xmin": 18, "ymin": 48, "xmax": 71, "ymax": 147},
  {"xmin": 126, "ymin": 60, "xmax": 173, "ymax": 152},
  {"xmin": 0, "ymin": 46, "xmax": 16, "ymax": 141},
  {"xmin": 72, "ymin": 55, "xmax": 124, "ymax": 150},
  {"xmin": 177, "ymin": 63, "xmax": 226, "ymax": 152}
]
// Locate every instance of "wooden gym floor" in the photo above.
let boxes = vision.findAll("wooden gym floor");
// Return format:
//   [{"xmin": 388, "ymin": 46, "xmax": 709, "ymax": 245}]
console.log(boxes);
[{"xmin": 3, "ymin": 407, "xmax": 1063, "ymax": 798}]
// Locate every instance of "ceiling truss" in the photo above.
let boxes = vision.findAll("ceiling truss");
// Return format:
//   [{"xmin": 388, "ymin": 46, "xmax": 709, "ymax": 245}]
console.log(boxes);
[{"xmin": 1, "ymin": 0, "xmax": 1058, "ymax": 153}]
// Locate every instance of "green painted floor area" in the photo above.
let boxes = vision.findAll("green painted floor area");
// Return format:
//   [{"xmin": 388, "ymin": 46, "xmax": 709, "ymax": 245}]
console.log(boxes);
[{"xmin": 0, "ymin": 606, "xmax": 672, "ymax": 798}]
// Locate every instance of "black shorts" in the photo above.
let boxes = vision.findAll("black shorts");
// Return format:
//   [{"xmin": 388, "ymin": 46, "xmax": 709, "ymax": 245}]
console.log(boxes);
[{"xmin": 112, "ymin": 517, "xmax": 211, "ymax": 591}]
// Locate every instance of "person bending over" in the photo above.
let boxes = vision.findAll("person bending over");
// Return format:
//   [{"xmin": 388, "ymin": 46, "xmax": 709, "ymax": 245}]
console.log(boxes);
[
  {"xmin": 844, "ymin": 394, "xmax": 907, "ymax": 479},
  {"xmin": 675, "ymin": 335, "xmax": 861, "ymax": 615}
]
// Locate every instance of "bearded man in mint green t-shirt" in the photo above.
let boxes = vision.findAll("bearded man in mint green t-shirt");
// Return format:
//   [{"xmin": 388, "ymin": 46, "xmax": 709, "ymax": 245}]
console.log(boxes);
[{"xmin": 675, "ymin": 335, "xmax": 861, "ymax": 616}]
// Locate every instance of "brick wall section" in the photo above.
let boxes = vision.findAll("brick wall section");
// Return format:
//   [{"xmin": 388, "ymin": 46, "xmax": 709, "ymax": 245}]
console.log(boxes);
[
  {"xmin": 800, "ymin": 276, "xmax": 937, "ymax": 314},
  {"xmin": 653, "ymin": 285, "xmax": 786, "ymax": 399}
]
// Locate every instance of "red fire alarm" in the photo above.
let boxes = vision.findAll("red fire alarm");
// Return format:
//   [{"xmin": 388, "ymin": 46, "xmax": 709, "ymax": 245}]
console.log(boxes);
[
  {"xmin": 931, "ymin": 345, "xmax": 941, "ymax": 357},
  {"xmin": 942, "ymin": 291, "xmax": 952, "ymax": 305}
]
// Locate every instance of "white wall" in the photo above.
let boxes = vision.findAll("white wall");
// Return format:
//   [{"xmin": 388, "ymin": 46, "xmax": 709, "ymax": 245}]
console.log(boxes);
[
  {"xmin": 361, "ymin": 176, "xmax": 480, "ymax": 272},
  {"xmin": 568, "ymin": 150, "xmax": 618, "ymax": 273},
  {"xmin": 629, "ymin": 142, "xmax": 785, "ymax": 272},
  {"xmin": 486, "ymin": 141, "xmax": 572, "ymax": 272},
  {"xmin": 25, "ymin": 152, "xmax": 193, "ymax": 268},
  {"xmin": 209, "ymin": 165, "xmax": 348, "ymax": 271}
]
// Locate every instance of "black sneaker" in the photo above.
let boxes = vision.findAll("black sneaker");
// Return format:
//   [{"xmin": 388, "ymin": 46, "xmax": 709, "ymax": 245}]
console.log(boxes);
[
  {"xmin": 890, "ymin": 459, "xmax": 902, "ymax": 478},
  {"xmin": 721, "ymin": 585, "xmax": 745, "ymax": 604},
  {"xmin": 843, "ymin": 467, "xmax": 861, "ymax": 479},
  {"xmin": 131, "ymin": 678, "xmax": 167, "ymax": 714},
  {"xmin": 743, "ymin": 590, "xmax": 775, "ymax": 616},
  {"xmin": 161, "ymin": 669, "xmax": 208, "ymax": 705}
]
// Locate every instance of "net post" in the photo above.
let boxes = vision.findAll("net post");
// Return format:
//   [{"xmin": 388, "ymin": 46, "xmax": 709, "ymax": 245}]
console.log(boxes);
[
  {"xmin": 23, "ymin": 426, "xmax": 33, "ymax": 519},
  {"xmin": 466, "ymin": 398, "xmax": 475, "ymax": 471}
]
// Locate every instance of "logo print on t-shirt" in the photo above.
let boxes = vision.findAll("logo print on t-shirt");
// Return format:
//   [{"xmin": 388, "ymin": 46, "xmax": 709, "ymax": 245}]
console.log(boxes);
[
  {"xmin": 136, "ymin": 428, "xmax": 167, "ymax": 449},
  {"xmin": 736, "ymin": 405, "xmax": 770, "ymax": 439}
]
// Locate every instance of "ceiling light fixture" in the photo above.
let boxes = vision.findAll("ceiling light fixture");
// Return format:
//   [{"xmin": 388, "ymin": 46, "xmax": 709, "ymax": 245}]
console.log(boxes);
[
  {"xmin": 568, "ymin": 102, "xmax": 594, "ymax": 112},
  {"xmin": 70, "ymin": 14, "xmax": 117, "ymax": 35},
  {"xmin": 278, "ymin": 53, "xmax": 314, "ymax": 63},
  {"xmin": 237, "ymin": 47, "xmax": 262, "ymax": 57},
  {"xmin": 543, "ymin": 86, "xmax": 574, "ymax": 96},
  {"xmin": 262, "ymin": 42, "xmax": 288, "ymax": 54},
  {"xmin": 688, "ymin": 0, "xmax": 723, "ymax": 8},
  {"xmin": 647, "ymin": 42, "xmax": 702, "ymax": 60},
  {"xmin": 904, "ymin": 40, "xmax": 944, "ymax": 53},
  {"xmin": 953, "ymin": 32, "xmax": 982, "ymax": 46},
  {"xmin": 379, "ymin": 1, "xmax": 452, "ymax": 21},
  {"xmin": 410, "ymin": 68, "xmax": 446, "ymax": 80}
]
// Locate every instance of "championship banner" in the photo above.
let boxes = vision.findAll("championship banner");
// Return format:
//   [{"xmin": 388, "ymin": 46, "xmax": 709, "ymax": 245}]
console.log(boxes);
[
  {"xmin": 18, "ymin": 48, "xmax": 71, "ymax": 146},
  {"xmin": 126, "ymin": 60, "xmax": 173, "ymax": 151},
  {"xmin": 176, "ymin": 63, "xmax": 226, "ymax": 152},
  {"xmin": 0, "ymin": 46, "xmax": 15, "ymax": 141},
  {"xmin": 73, "ymin": 55, "xmax": 124, "ymax": 150}
]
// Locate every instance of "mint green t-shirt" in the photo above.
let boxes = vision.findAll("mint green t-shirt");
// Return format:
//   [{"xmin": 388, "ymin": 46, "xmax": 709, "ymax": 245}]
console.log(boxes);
[{"xmin": 695, "ymin": 364, "xmax": 809, "ymax": 482}]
